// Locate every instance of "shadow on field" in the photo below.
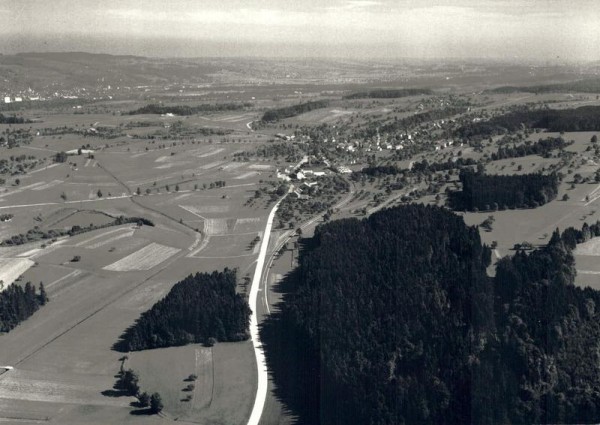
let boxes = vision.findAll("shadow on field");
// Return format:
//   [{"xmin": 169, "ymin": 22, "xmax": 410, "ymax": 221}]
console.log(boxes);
[
  {"xmin": 101, "ymin": 389, "xmax": 129, "ymax": 398},
  {"xmin": 112, "ymin": 325, "xmax": 137, "ymax": 353},
  {"xmin": 129, "ymin": 408, "xmax": 154, "ymax": 416},
  {"xmin": 259, "ymin": 267, "xmax": 320, "ymax": 425}
]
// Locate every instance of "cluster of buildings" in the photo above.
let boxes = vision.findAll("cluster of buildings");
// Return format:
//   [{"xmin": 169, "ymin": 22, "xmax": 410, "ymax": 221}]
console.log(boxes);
[{"xmin": 1, "ymin": 82, "xmax": 134, "ymax": 104}]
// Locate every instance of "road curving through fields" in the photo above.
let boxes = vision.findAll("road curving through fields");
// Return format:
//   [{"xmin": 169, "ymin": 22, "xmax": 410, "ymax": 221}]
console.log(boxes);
[{"xmin": 246, "ymin": 188, "xmax": 290, "ymax": 425}]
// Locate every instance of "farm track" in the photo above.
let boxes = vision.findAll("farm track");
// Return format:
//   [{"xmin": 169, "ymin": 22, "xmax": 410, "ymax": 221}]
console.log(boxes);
[{"xmin": 95, "ymin": 161, "xmax": 201, "ymax": 237}]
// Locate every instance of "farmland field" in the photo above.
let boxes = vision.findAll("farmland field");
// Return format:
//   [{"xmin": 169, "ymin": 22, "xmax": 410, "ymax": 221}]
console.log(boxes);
[
  {"xmin": 103, "ymin": 242, "xmax": 180, "ymax": 271},
  {"xmin": 0, "ymin": 257, "xmax": 35, "ymax": 291},
  {"xmin": 3, "ymin": 53, "xmax": 600, "ymax": 424}
]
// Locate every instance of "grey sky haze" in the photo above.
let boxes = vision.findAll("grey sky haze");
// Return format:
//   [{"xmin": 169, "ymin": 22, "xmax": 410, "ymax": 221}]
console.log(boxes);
[{"xmin": 2, "ymin": 0, "xmax": 599, "ymax": 60}]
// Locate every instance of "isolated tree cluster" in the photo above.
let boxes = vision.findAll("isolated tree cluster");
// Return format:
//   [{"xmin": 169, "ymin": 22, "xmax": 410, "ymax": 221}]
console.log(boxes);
[
  {"xmin": 261, "ymin": 100, "xmax": 329, "ymax": 122},
  {"xmin": 448, "ymin": 169, "xmax": 559, "ymax": 211},
  {"xmin": 115, "ymin": 269, "xmax": 251, "ymax": 351}
]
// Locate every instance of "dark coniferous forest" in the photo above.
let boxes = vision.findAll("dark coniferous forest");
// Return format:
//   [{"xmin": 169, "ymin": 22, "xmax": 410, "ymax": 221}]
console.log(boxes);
[
  {"xmin": 0, "ymin": 114, "xmax": 29, "ymax": 124},
  {"xmin": 126, "ymin": 103, "xmax": 249, "ymax": 115},
  {"xmin": 491, "ymin": 137, "xmax": 571, "ymax": 160},
  {"xmin": 261, "ymin": 204, "xmax": 600, "ymax": 424},
  {"xmin": 448, "ymin": 169, "xmax": 559, "ymax": 211},
  {"xmin": 456, "ymin": 105, "xmax": 600, "ymax": 139},
  {"xmin": 343, "ymin": 88, "xmax": 432, "ymax": 99},
  {"xmin": 0, "ymin": 282, "xmax": 48, "ymax": 332},
  {"xmin": 261, "ymin": 100, "xmax": 329, "ymax": 122},
  {"xmin": 114, "ymin": 269, "xmax": 250, "ymax": 351}
]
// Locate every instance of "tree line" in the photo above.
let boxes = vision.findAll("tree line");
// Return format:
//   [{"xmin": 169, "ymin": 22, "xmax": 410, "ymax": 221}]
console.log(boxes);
[
  {"xmin": 344, "ymin": 88, "xmax": 432, "ymax": 99},
  {"xmin": 0, "ymin": 216, "xmax": 154, "ymax": 246},
  {"xmin": 492, "ymin": 137, "xmax": 571, "ymax": 160},
  {"xmin": 358, "ymin": 157, "xmax": 477, "ymax": 178},
  {"xmin": 127, "ymin": 103, "xmax": 251, "ymax": 116},
  {"xmin": 0, "ymin": 113, "xmax": 30, "ymax": 124},
  {"xmin": 448, "ymin": 169, "xmax": 559, "ymax": 211},
  {"xmin": 114, "ymin": 368, "xmax": 163, "ymax": 414},
  {"xmin": 381, "ymin": 107, "xmax": 465, "ymax": 133},
  {"xmin": 114, "ymin": 268, "xmax": 250, "ymax": 351},
  {"xmin": 0, "ymin": 282, "xmax": 48, "ymax": 332}
]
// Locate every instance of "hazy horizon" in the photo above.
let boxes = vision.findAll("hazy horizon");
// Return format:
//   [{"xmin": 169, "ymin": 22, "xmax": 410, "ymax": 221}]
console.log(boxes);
[{"xmin": 3, "ymin": 0, "xmax": 600, "ymax": 61}]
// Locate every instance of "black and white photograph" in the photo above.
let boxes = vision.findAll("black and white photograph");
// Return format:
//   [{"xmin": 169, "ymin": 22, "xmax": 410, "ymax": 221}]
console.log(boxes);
[{"xmin": 1, "ymin": 1, "xmax": 600, "ymax": 424}]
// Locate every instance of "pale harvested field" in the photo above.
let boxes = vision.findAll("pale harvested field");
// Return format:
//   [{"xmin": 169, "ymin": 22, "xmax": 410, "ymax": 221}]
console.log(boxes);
[
  {"xmin": 221, "ymin": 162, "xmax": 245, "ymax": 171},
  {"xmin": 171, "ymin": 193, "xmax": 192, "ymax": 202},
  {"xmin": 103, "ymin": 242, "xmax": 180, "ymax": 271},
  {"xmin": 198, "ymin": 147, "xmax": 225, "ymax": 158},
  {"xmin": 85, "ymin": 229, "xmax": 136, "ymax": 249},
  {"xmin": 0, "ymin": 257, "xmax": 35, "ymax": 291},
  {"xmin": 198, "ymin": 160, "xmax": 227, "ymax": 170},
  {"xmin": 236, "ymin": 217, "xmax": 261, "ymax": 224},
  {"xmin": 248, "ymin": 164, "xmax": 272, "ymax": 170},
  {"xmin": 180, "ymin": 204, "xmax": 229, "ymax": 214},
  {"xmin": 234, "ymin": 171, "xmax": 260, "ymax": 179},
  {"xmin": 575, "ymin": 238, "xmax": 600, "ymax": 256},
  {"xmin": 75, "ymin": 226, "xmax": 134, "ymax": 247},
  {"xmin": 574, "ymin": 254, "xmax": 600, "ymax": 290},
  {"xmin": 30, "ymin": 179, "xmax": 64, "ymax": 191},
  {"xmin": 204, "ymin": 218, "xmax": 229, "ymax": 236},
  {"xmin": 155, "ymin": 162, "xmax": 176, "ymax": 169}
]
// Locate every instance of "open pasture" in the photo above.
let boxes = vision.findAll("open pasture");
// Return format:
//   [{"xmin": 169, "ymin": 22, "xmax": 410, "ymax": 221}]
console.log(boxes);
[
  {"xmin": 464, "ymin": 189, "xmax": 600, "ymax": 262},
  {"xmin": 42, "ymin": 209, "xmax": 116, "ymax": 230},
  {"xmin": 188, "ymin": 233, "xmax": 260, "ymax": 259},
  {"xmin": 485, "ymin": 156, "xmax": 559, "ymax": 176},
  {"xmin": 129, "ymin": 341, "xmax": 255, "ymax": 425},
  {"xmin": 574, "ymin": 238, "xmax": 600, "ymax": 290}
]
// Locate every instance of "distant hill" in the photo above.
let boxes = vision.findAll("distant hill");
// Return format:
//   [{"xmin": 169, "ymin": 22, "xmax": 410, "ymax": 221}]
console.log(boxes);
[
  {"xmin": 0, "ymin": 52, "xmax": 595, "ymax": 96},
  {"xmin": 0, "ymin": 52, "xmax": 221, "ymax": 92}
]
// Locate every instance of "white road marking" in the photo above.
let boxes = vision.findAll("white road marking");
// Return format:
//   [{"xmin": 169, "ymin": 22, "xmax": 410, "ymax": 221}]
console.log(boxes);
[{"xmin": 247, "ymin": 188, "xmax": 289, "ymax": 425}]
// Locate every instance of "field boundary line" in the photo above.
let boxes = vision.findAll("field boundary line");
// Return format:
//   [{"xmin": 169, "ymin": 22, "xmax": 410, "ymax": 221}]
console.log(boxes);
[{"xmin": 46, "ymin": 269, "xmax": 82, "ymax": 290}]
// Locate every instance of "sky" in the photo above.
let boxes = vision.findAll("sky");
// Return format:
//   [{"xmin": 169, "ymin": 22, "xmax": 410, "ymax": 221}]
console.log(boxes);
[{"xmin": 2, "ymin": 0, "xmax": 600, "ymax": 61}]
